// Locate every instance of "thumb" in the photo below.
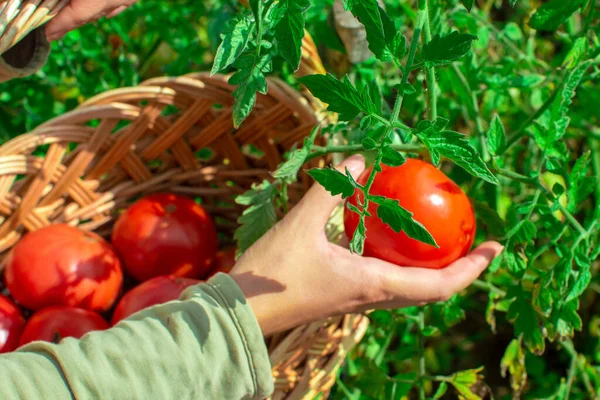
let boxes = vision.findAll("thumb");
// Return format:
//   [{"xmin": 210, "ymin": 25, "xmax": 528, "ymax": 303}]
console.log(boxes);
[{"xmin": 294, "ymin": 155, "xmax": 366, "ymax": 231}]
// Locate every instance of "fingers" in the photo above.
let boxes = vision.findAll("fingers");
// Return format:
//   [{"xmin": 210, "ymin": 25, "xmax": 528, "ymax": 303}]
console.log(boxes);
[
  {"xmin": 107, "ymin": 5, "xmax": 129, "ymax": 19},
  {"xmin": 437, "ymin": 242, "xmax": 504, "ymax": 296},
  {"xmin": 360, "ymin": 241, "xmax": 503, "ymax": 307},
  {"xmin": 292, "ymin": 155, "xmax": 365, "ymax": 231},
  {"xmin": 46, "ymin": 1, "xmax": 136, "ymax": 41}
]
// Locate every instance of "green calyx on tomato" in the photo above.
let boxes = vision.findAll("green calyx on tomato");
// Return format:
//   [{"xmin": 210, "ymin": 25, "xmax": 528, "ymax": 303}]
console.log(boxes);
[{"xmin": 344, "ymin": 159, "xmax": 476, "ymax": 269}]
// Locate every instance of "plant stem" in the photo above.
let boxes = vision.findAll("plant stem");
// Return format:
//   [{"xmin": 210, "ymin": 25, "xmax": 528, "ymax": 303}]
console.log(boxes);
[
  {"xmin": 588, "ymin": 135, "xmax": 600, "ymax": 218},
  {"xmin": 472, "ymin": 279, "xmax": 507, "ymax": 297},
  {"xmin": 306, "ymin": 143, "xmax": 423, "ymax": 161},
  {"xmin": 452, "ymin": 63, "xmax": 488, "ymax": 160},
  {"xmin": 504, "ymin": 88, "xmax": 559, "ymax": 151},
  {"xmin": 417, "ymin": 309, "xmax": 426, "ymax": 400},
  {"xmin": 350, "ymin": 3, "xmax": 428, "ymax": 253},
  {"xmin": 583, "ymin": 0, "xmax": 597, "ymax": 35},
  {"xmin": 423, "ymin": 3, "xmax": 437, "ymax": 120}
]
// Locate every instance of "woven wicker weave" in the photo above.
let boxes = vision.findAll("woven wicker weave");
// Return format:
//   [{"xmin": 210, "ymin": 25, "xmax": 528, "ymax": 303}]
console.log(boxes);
[
  {"xmin": 0, "ymin": 0, "xmax": 68, "ymax": 55},
  {"xmin": 0, "ymin": 72, "xmax": 369, "ymax": 399}
]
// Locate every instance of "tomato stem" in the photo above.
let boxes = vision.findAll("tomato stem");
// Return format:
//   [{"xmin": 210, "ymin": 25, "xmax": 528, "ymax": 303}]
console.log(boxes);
[{"xmin": 417, "ymin": 309, "xmax": 426, "ymax": 400}]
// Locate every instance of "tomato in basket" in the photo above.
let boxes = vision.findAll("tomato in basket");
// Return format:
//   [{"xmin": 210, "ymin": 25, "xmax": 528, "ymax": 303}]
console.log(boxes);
[
  {"xmin": 111, "ymin": 194, "xmax": 218, "ymax": 281},
  {"xmin": 5, "ymin": 224, "xmax": 124, "ymax": 312},
  {"xmin": 207, "ymin": 247, "xmax": 237, "ymax": 278},
  {"xmin": 19, "ymin": 306, "xmax": 109, "ymax": 346},
  {"xmin": 0, "ymin": 295, "xmax": 25, "ymax": 353},
  {"xmin": 111, "ymin": 275, "xmax": 200, "ymax": 325}
]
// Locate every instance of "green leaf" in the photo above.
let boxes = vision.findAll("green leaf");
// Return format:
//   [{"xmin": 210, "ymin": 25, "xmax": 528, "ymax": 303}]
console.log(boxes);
[
  {"xmin": 568, "ymin": 151, "xmax": 596, "ymax": 213},
  {"xmin": 299, "ymin": 74, "xmax": 375, "ymax": 120},
  {"xmin": 274, "ymin": 0, "xmax": 310, "ymax": 70},
  {"xmin": 547, "ymin": 299, "xmax": 582, "ymax": 340},
  {"xmin": 273, "ymin": 148, "xmax": 309, "ymax": 181},
  {"xmin": 474, "ymin": 201, "xmax": 506, "ymax": 237},
  {"xmin": 500, "ymin": 339, "xmax": 527, "ymax": 395},
  {"xmin": 461, "ymin": 0, "xmax": 474, "ymax": 12},
  {"xmin": 344, "ymin": 0, "xmax": 393, "ymax": 61},
  {"xmin": 417, "ymin": 129, "xmax": 499, "ymax": 185},
  {"xmin": 565, "ymin": 263, "xmax": 591, "ymax": 303},
  {"xmin": 530, "ymin": 0, "xmax": 586, "ymax": 31},
  {"xmin": 211, "ymin": 13, "xmax": 253, "ymax": 75},
  {"xmin": 307, "ymin": 167, "xmax": 355, "ymax": 198},
  {"xmin": 422, "ymin": 31, "xmax": 478, "ymax": 67},
  {"xmin": 507, "ymin": 294, "xmax": 546, "ymax": 355},
  {"xmin": 370, "ymin": 196, "xmax": 438, "ymax": 247},
  {"xmin": 228, "ymin": 53, "xmax": 272, "ymax": 127},
  {"xmin": 273, "ymin": 126, "xmax": 318, "ymax": 181},
  {"xmin": 349, "ymin": 218, "xmax": 366, "ymax": 254},
  {"xmin": 486, "ymin": 114, "xmax": 506, "ymax": 156},
  {"xmin": 448, "ymin": 367, "xmax": 485, "ymax": 400},
  {"xmin": 381, "ymin": 147, "xmax": 406, "ymax": 167},
  {"xmin": 548, "ymin": 60, "xmax": 592, "ymax": 143},
  {"xmin": 234, "ymin": 180, "xmax": 278, "ymax": 253},
  {"xmin": 433, "ymin": 382, "xmax": 448, "ymax": 399},
  {"xmin": 392, "ymin": 32, "xmax": 408, "ymax": 60},
  {"xmin": 563, "ymin": 37, "xmax": 588, "ymax": 70},
  {"xmin": 506, "ymin": 219, "xmax": 537, "ymax": 244}
]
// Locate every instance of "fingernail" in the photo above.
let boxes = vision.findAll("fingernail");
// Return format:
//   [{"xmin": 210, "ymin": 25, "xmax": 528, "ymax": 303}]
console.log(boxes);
[{"xmin": 342, "ymin": 154, "xmax": 365, "ymax": 173}]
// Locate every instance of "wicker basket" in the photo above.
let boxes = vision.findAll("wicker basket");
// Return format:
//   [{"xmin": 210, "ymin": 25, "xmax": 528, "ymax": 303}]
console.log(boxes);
[
  {"xmin": 0, "ymin": 72, "xmax": 368, "ymax": 398},
  {"xmin": 0, "ymin": 0, "xmax": 68, "ymax": 55}
]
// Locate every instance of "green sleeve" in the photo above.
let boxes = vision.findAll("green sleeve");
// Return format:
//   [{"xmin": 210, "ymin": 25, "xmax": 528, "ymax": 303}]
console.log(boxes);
[
  {"xmin": 0, "ymin": 274, "xmax": 274, "ymax": 400},
  {"xmin": 0, "ymin": 28, "xmax": 50, "ymax": 82}
]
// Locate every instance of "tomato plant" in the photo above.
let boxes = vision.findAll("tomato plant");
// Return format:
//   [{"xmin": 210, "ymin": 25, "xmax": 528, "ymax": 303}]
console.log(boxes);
[
  {"xmin": 0, "ymin": 295, "xmax": 25, "ymax": 353},
  {"xmin": 19, "ymin": 307, "xmax": 109, "ymax": 346},
  {"xmin": 345, "ymin": 159, "xmax": 476, "ymax": 269},
  {"xmin": 111, "ymin": 276, "xmax": 200, "ymax": 325},
  {"xmin": 5, "ymin": 224, "xmax": 123, "ymax": 312},
  {"xmin": 111, "ymin": 194, "xmax": 219, "ymax": 281}
]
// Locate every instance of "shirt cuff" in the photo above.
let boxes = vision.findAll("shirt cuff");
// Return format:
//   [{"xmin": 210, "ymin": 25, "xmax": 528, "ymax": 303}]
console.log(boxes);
[
  {"xmin": 194, "ymin": 273, "xmax": 275, "ymax": 399},
  {"xmin": 0, "ymin": 28, "xmax": 50, "ymax": 82}
]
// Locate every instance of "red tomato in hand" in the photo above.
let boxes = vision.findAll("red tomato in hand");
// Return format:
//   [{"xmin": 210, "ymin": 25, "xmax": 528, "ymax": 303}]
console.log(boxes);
[
  {"xmin": 19, "ymin": 306, "xmax": 108, "ymax": 346},
  {"xmin": 111, "ymin": 275, "xmax": 200, "ymax": 325},
  {"xmin": 0, "ymin": 295, "xmax": 25, "ymax": 353},
  {"xmin": 5, "ymin": 224, "xmax": 123, "ymax": 312},
  {"xmin": 111, "ymin": 194, "xmax": 218, "ymax": 281},
  {"xmin": 344, "ymin": 159, "xmax": 476, "ymax": 269},
  {"xmin": 207, "ymin": 247, "xmax": 237, "ymax": 278}
]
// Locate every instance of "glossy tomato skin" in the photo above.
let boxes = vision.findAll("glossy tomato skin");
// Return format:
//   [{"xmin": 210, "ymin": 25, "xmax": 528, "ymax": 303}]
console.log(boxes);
[
  {"xmin": 111, "ymin": 194, "xmax": 218, "ymax": 281},
  {"xmin": 19, "ymin": 306, "xmax": 108, "ymax": 346},
  {"xmin": 5, "ymin": 224, "xmax": 123, "ymax": 312},
  {"xmin": 0, "ymin": 295, "xmax": 25, "ymax": 353},
  {"xmin": 344, "ymin": 159, "xmax": 476, "ymax": 269},
  {"xmin": 207, "ymin": 247, "xmax": 237, "ymax": 278},
  {"xmin": 111, "ymin": 275, "xmax": 200, "ymax": 325}
]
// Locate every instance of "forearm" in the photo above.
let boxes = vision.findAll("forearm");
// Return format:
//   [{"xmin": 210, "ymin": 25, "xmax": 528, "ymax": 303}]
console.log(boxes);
[{"xmin": 0, "ymin": 274, "xmax": 273, "ymax": 400}]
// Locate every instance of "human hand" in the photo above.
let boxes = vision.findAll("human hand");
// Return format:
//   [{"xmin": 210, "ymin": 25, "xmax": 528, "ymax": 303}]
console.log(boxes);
[
  {"xmin": 230, "ymin": 155, "xmax": 503, "ymax": 336},
  {"xmin": 45, "ymin": 0, "xmax": 138, "ymax": 42}
]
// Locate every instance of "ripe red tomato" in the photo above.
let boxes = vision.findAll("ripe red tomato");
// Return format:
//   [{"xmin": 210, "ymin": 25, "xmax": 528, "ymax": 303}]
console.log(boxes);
[
  {"xmin": 19, "ymin": 306, "xmax": 108, "ymax": 346},
  {"xmin": 344, "ymin": 159, "xmax": 476, "ymax": 269},
  {"xmin": 207, "ymin": 247, "xmax": 237, "ymax": 278},
  {"xmin": 0, "ymin": 295, "xmax": 25, "ymax": 353},
  {"xmin": 5, "ymin": 224, "xmax": 123, "ymax": 312},
  {"xmin": 111, "ymin": 194, "xmax": 218, "ymax": 281},
  {"xmin": 111, "ymin": 275, "xmax": 200, "ymax": 325}
]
